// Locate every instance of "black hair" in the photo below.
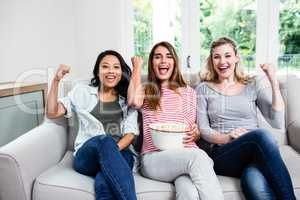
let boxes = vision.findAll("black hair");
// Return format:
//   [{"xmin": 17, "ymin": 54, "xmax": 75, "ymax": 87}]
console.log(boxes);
[{"xmin": 90, "ymin": 50, "xmax": 131, "ymax": 100}]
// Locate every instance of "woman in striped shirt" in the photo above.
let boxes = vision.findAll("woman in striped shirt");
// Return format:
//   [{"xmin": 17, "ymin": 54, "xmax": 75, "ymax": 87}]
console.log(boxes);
[{"xmin": 128, "ymin": 41, "xmax": 224, "ymax": 200}]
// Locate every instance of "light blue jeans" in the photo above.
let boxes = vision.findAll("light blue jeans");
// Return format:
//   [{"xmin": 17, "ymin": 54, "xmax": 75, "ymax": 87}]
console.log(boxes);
[{"xmin": 140, "ymin": 148, "xmax": 224, "ymax": 200}]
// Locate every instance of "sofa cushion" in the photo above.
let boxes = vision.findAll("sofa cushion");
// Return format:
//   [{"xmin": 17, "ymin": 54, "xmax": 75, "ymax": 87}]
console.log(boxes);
[
  {"xmin": 32, "ymin": 152, "xmax": 246, "ymax": 200},
  {"xmin": 33, "ymin": 151, "xmax": 94, "ymax": 200},
  {"xmin": 134, "ymin": 173, "xmax": 175, "ymax": 200},
  {"xmin": 33, "ymin": 145, "xmax": 300, "ymax": 200},
  {"xmin": 33, "ymin": 151, "xmax": 175, "ymax": 200}
]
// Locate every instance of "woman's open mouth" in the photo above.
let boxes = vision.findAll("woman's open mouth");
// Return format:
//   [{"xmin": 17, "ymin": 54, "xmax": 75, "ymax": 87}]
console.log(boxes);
[
  {"xmin": 218, "ymin": 65, "xmax": 230, "ymax": 73},
  {"xmin": 159, "ymin": 66, "xmax": 169, "ymax": 75},
  {"xmin": 105, "ymin": 75, "xmax": 117, "ymax": 82}
]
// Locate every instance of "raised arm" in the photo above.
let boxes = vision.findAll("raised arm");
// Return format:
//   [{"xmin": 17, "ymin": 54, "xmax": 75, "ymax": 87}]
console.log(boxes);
[
  {"xmin": 46, "ymin": 64, "xmax": 70, "ymax": 119},
  {"xmin": 256, "ymin": 63, "xmax": 285, "ymax": 129},
  {"xmin": 127, "ymin": 56, "xmax": 145, "ymax": 108},
  {"xmin": 259, "ymin": 63, "xmax": 285, "ymax": 111}
]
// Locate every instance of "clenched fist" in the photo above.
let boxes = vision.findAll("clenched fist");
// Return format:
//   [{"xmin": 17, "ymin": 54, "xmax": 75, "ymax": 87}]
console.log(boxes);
[
  {"xmin": 131, "ymin": 56, "xmax": 144, "ymax": 70},
  {"xmin": 260, "ymin": 63, "xmax": 276, "ymax": 82},
  {"xmin": 54, "ymin": 64, "xmax": 70, "ymax": 81}
]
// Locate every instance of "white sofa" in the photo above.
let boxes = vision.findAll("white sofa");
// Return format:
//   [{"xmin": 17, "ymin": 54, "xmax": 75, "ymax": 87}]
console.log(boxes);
[{"xmin": 0, "ymin": 74, "xmax": 300, "ymax": 200}]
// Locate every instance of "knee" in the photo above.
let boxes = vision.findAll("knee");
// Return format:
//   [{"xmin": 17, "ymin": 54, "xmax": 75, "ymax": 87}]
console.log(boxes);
[
  {"xmin": 96, "ymin": 135, "xmax": 117, "ymax": 148},
  {"xmin": 95, "ymin": 134, "xmax": 111, "ymax": 142},
  {"xmin": 92, "ymin": 135, "xmax": 119, "ymax": 156},
  {"xmin": 241, "ymin": 165, "xmax": 261, "ymax": 187},
  {"xmin": 248, "ymin": 129, "xmax": 278, "ymax": 150},
  {"xmin": 190, "ymin": 149, "xmax": 213, "ymax": 167}
]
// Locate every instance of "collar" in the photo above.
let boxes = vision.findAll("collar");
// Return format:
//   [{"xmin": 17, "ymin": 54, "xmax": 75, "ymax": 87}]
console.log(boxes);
[
  {"xmin": 89, "ymin": 85, "xmax": 126, "ymax": 104},
  {"xmin": 89, "ymin": 85, "xmax": 98, "ymax": 95}
]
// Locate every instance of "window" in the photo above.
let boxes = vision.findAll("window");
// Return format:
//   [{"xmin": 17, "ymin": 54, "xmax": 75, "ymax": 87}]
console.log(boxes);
[
  {"xmin": 278, "ymin": 0, "xmax": 300, "ymax": 75},
  {"xmin": 133, "ymin": 0, "xmax": 181, "ymax": 72},
  {"xmin": 199, "ymin": 0, "xmax": 257, "ymax": 73},
  {"xmin": 132, "ymin": 0, "xmax": 299, "ymax": 76}
]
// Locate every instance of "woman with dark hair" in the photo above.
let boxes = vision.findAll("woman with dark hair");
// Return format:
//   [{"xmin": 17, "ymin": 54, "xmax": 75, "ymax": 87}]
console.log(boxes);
[
  {"xmin": 128, "ymin": 41, "xmax": 224, "ymax": 200},
  {"xmin": 46, "ymin": 50, "xmax": 139, "ymax": 200},
  {"xmin": 196, "ymin": 37, "xmax": 296, "ymax": 200},
  {"xmin": 91, "ymin": 50, "xmax": 132, "ymax": 98}
]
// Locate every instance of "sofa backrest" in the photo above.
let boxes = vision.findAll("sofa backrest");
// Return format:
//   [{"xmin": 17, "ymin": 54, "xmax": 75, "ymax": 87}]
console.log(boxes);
[{"xmin": 58, "ymin": 73, "xmax": 296, "ymax": 151}]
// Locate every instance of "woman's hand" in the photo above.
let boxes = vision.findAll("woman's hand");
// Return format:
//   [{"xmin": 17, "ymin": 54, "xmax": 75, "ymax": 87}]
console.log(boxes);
[
  {"xmin": 128, "ymin": 56, "xmax": 145, "ymax": 108},
  {"xmin": 228, "ymin": 128, "xmax": 248, "ymax": 140},
  {"xmin": 260, "ymin": 63, "xmax": 276, "ymax": 83},
  {"xmin": 183, "ymin": 124, "xmax": 200, "ymax": 144},
  {"xmin": 131, "ymin": 56, "xmax": 144, "ymax": 71},
  {"xmin": 54, "ymin": 64, "xmax": 70, "ymax": 82}
]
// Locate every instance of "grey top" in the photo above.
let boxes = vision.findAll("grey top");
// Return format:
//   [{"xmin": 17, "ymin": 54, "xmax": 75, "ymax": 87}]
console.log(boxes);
[
  {"xmin": 195, "ymin": 77, "xmax": 284, "ymax": 143},
  {"xmin": 90, "ymin": 99, "xmax": 123, "ymax": 142}
]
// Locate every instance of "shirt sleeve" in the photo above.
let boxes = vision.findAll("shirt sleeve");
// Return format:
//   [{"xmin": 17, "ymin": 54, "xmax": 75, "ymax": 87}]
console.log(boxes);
[
  {"xmin": 183, "ymin": 87, "xmax": 197, "ymax": 128},
  {"xmin": 255, "ymin": 77, "xmax": 285, "ymax": 129},
  {"xmin": 196, "ymin": 83, "xmax": 216, "ymax": 143},
  {"xmin": 123, "ymin": 107, "xmax": 139, "ymax": 136},
  {"xmin": 58, "ymin": 93, "xmax": 73, "ymax": 119},
  {"xmin": 57, "ymin": 84, "xmax": 82, "ymax": 119}
]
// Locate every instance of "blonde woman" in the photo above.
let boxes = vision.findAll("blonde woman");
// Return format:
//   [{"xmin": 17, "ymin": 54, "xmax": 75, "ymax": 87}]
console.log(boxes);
[{"xmin": 196, "ymin": 37, "xmax": 296, "ymax": 200}]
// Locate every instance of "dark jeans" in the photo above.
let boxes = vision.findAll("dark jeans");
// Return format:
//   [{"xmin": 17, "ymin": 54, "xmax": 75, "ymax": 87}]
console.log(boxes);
[
  {"xmin": 73, "ymin": 135, "xmax": 137, "ymax": 200},
  {"xmin": 210, "ymin": 128, "xmax": 296, "ymax": 200}
]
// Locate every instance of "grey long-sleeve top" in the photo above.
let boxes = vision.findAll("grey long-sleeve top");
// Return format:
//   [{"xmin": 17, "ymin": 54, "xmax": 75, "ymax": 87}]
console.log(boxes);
[{"xmin": 195, "ymin": 77, "xmax": 284, "ymax": 143}]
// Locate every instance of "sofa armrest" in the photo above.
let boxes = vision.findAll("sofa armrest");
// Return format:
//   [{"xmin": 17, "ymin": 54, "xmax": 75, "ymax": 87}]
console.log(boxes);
[
  {"xmin": 0, "ymin": 117, "xmax": 68, "ymax": 200},
  {"xmin": 287, "ymin": 120, "xmax": 300, "ymax": 154}
]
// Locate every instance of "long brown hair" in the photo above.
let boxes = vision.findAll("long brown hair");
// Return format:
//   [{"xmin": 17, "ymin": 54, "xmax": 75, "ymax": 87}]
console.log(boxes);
[
  {"xmin": 145, "ymin": 41, "xmax": 186, "ymax": 110},
  {"xmin": 201, "ymin": 37, "xmax": 254, "ymax": 84}
]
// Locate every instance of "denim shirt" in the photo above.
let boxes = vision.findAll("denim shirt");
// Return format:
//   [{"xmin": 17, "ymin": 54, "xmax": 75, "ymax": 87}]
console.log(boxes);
[{"xmin": 59, "ymin": 84, "xmax": 139, "ymax": 154}]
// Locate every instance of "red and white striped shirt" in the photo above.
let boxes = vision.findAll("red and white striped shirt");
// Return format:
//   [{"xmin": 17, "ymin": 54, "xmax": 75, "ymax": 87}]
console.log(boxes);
[{"xmin": 141, "ymin": 86, "xmax": 198, "ymax": 155}]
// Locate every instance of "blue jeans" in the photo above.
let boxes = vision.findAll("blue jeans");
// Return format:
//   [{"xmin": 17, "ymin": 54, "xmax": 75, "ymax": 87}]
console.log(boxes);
[
  {"xmin": 73, "ymin": 135, "xmax": 137, "ymax": 200},
  {"xmin": 210, "ymin": 129, "xmax": 296, "ymax": 200}
]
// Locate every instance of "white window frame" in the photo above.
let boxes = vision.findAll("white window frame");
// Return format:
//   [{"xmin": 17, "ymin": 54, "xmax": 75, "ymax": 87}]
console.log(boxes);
[
  {"xmin": 181, "ymin": 0, "xmax": 201, "ymax": 73},
  {"xmin": 256, "ymin": 0, "xmax": 280, "ymax": 70}
]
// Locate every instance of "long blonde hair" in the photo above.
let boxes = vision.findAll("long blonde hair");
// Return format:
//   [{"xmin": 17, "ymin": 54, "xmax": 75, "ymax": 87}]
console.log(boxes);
[
  {"xmin": 201, "ymin": 37, "xmax": 254, "ymax": 84},
  {"xmin": 145, "ymin": 41, "xmax": 187, "ymax": 110}
]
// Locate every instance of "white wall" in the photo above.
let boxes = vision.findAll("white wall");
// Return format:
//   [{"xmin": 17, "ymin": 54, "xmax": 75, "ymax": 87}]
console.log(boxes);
[
  {"xmin": 74, "ymin": 0, "xmax": 133, "ymax": 81},
  {"xmin": 0, "ymin": 0, "xmax": 76, "ymax": 83},
  {"xmin": 0, "ymin": 0, "xmax": 133, "ymax": 83}
]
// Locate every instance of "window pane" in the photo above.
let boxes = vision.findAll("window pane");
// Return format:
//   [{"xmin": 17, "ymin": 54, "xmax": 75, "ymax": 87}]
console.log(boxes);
[
  {"xmin": 133, "ymin": 0, "xmax": 181, "ymax": 72},
  {"xmin": 278, "ymin": 0, "xmax": 300, "ymax": 76},
  {"xmin": 133, "ymin": 0, "xmax": 153, "ymax": 71},
  {"xmin": 199, "ymin": 0, "xmax": 256, "ymax": 73}
]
